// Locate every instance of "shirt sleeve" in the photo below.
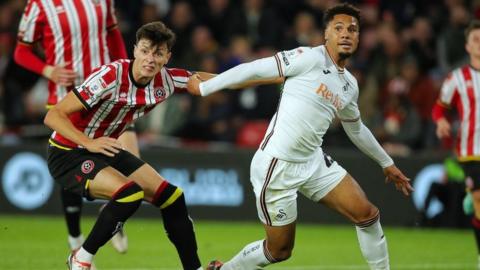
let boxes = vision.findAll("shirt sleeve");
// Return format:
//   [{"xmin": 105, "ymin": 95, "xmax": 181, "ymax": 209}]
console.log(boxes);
[
  {"xmin": 73, "ymin": 64, "xmax": 117, "ymax": 109},
  {"xmin": 167, "ymin": 68, "xmax": 192, "ymax": 92},
  {"xmin": 17, "ymin": 0, "xmax": 44, "ymax": 43},
  {"xmin": 105, "ymin": 0, "xmax": 118, "ymax": 29},
  {"xmin": 438, "ymin": 72, "xmax": 457, "ymax": 106},
  {"xmin": 275, "ymin": 47, "xmax": 316, "ymax": 78},
  {"xmin": 337, "ymin": 81, "xmax": 361, "ymax": 121}
]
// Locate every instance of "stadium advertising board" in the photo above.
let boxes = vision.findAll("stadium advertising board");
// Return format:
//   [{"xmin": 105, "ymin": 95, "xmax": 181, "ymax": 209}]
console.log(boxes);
[{"xmin": 1, "ymin": 144, "xmax": 464, "ymax": 227}]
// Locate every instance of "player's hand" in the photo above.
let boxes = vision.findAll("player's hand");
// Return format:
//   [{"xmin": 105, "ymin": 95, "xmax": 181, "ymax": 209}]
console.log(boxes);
[
  {"xmin": 83, "ymin": 137, "xmax": 123, "ymax": 157},
  {"xmin": 383, "ymin": 165, "xmax": 414, "ymax": 196},
  {"xmin": 187, "ymin": 74, "xmax": 202, "ymax": 96},
  {"xmin": 43, "ymin": 62, "xmax": 77, "ymax": 87},
  {"xmin": 435, "ymin": 118, "xmax": 451, "ymax": 139}
]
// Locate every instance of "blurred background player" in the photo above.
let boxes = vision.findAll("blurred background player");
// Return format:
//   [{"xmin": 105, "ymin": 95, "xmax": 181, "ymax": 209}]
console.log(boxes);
[
  {"xmin": 432, "ymin": 19, "xmax": 480, "ymax": 269},
  {"xmin": 13, "ymin": 0, "xmax": 134, "ymax": 260},
  {"xmin": 188, "ymin": 3, "xmax": 413, "ymax": 270}
]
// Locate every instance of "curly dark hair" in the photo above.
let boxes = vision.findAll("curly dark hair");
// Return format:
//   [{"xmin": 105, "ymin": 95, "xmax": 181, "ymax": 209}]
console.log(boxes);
[{"xmin": 323, "ymin": 3, "xmax": 361, "ymax": 28}]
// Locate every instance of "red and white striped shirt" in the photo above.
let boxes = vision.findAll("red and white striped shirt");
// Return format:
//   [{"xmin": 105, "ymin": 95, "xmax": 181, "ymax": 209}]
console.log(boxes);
[
  {"xmin": 18, "ymin": 0, "xmax": 117, "ymax": 106},
  {"xmin": 434, "ymin": 65, "xmax": 480, "ymax": 160},
  {"xmin": 50, "ymin": 59, "xmax": 191, "ymax": 148}
]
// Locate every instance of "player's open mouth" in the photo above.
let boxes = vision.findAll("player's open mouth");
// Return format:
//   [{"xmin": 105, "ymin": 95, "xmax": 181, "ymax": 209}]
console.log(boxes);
[
  {"xmin": 144, "ymin": 66, "xmax": 155, "ymax": 72},
  {"xmin": 339, "ymin": 43, "xmax": 352, "ymax": 49}
]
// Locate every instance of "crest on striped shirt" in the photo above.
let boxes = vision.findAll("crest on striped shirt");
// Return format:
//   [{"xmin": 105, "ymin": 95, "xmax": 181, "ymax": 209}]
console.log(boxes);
[{"xmin": 154, "ymin": 87, "xmax": 166, "ymax": 100}]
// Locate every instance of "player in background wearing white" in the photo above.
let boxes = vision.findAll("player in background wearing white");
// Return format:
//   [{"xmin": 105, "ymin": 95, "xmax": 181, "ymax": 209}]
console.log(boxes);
[
  {"xmin": 432, "ymin": 20, "xmax": 480, "ymax": 269},
  {"xmin": 14, "ymin": 0, "xmax": 132, "ymax": 258},
  {"xmin": 188, "ymin": 4, "xmax": 413, "ymax": 270}
]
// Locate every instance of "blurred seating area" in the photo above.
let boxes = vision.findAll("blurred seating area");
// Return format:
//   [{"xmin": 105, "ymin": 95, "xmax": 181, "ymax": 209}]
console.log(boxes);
[{"xmin": 0, "ymin": 0, "xmax": 474, "ymax": 155}]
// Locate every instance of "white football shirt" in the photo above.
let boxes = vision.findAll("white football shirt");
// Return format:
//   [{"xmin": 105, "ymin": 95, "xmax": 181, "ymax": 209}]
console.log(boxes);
[{"xmin": 260, "ymin": 45, "xmax": 360, "ymax": 162}]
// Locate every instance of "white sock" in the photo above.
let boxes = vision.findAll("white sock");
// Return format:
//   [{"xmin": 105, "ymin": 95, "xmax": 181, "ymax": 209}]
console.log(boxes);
[
  {"xmin": 68, "ymin": 234, "xmax": 84, "ymax": 251},
  {"xmin": 221, "ymin": 240, "xmax": 273, "ymax": 270},
  {"xmin": 356, "ymin": 218, "xmax": 389, "ymax": 270},
  {"xmin": 75, "ymin": 247, "xmax": 94, "ymax": 263}
]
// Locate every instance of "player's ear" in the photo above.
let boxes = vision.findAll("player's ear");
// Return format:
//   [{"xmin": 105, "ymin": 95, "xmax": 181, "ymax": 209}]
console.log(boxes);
[
  {"xmin": 466, "ymin": 42, "xmax": 472, "ymax": 55},
  {"xmin": 133, "ymin": 44, "xmax": 139, "ymax": 59},
  {"xmin": 165, "ymin": 51, "xmax": 172, "ymax": 64}
]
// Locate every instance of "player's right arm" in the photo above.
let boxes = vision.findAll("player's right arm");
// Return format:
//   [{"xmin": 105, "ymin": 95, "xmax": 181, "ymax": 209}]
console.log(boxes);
[
  {"xmin": 432, "ymin": 73, "xmax": 457, "ymax": 139},
  {"xmin": 14, "ymin": 0, "xmax": 77, "ymax": 86},
  {"xmin": 187, "ymin": 47, "xmax": 312, "ymax": 96},
  {"xmin": 44, "ymin": 66, "xmax": 122, "ymax": 157}
]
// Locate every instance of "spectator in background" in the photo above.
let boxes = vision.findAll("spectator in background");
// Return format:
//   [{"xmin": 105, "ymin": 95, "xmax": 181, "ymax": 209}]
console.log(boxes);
[
  {"xmin": 180, "ymin": 26, "xmax": 219, "ymax": 70},
  {"xmin": 406, "ymin": 17, "xmax": 437, "ymax": 74},
  {"xmin": 433, "ymin": 20, "xmax": 480, "ymax": 269},
  {"xmin": 228, "ymin": 0, "xmax": 285, "ymax": 49},
  {"xmin": 283, "ymin": 11, "xmax": 318, "ymax": 48},
  {"xmin": 374, "ymin": 91, "xmax": 421, "ymax": 156},
  {"xmin": 436, "ymin": 4, "xmax": 470, "ymax": 73},
  {"xmin": 166, "ymin": 1, "xmax": 196, "ymax": 67},
  {"xmin": 13, "ymin": 0, "xmax": 135, "ymax": 264},
  {"xmin": 198, "ymin": 0, "xmax": 233, "ymax": 46}
]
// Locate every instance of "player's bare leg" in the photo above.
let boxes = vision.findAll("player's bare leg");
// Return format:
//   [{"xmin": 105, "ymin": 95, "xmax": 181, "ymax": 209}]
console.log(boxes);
[
  {"xmin": 69, "ymin": 167, "xmax": 143, "ymax": 270},
  {"xmin": 106, "ymin": 130, "xmax": 139, "ymax": 254},
  {"xmin": 320, "ymin": 174, "xmax": 389, "ymax": 270},
  {"xmin": 217, "ymin": 222, "xmax": 295, "ymax": 269},
  {"xmin": 129, "ymin": 164, "xmax": 202, "ymax": 270}
]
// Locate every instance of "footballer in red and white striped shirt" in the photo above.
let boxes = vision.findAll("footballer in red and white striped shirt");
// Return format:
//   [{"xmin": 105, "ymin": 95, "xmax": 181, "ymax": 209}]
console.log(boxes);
[
  {"xmin": 15, "ymin": 0, "xmax": 126, "ymax": 107},
  {"xmin": 50, "ymin": 59, "xmax": 191, "ymax": 148},
  {"xmin": 433, "ymin": 66, "xmax": 480, "ymax": 160},
  {"xmin": 44, "ymin": 22, "xmax": 205, "ymax": 269},
  {"xmin": 433, "ymin": 20, "xmax": 480, "ymax": 264}
]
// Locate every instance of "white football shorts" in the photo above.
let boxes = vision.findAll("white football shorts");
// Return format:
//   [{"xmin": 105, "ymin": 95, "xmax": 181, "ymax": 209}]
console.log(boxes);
[{"xmin": 251, "ymin": 149, "xmax": 347, "ymax": 226}]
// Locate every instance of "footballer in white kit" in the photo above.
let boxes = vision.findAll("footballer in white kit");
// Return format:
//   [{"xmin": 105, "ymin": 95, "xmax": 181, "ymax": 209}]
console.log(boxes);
[{"xmin": 188, "ymin": 4, "xmax": 413, "ymax": 270}]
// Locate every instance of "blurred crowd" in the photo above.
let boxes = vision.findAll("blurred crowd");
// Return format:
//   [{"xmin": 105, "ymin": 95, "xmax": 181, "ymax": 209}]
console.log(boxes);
[{"xmin": 0, "ymin": 0, "xmax": 476, "ymax": 154}]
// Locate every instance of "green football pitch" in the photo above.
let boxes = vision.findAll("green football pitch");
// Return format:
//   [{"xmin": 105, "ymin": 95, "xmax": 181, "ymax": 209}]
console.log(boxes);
[{"xmin": 0, "ymin": 215, "xmax": 475, "ymax": 270}]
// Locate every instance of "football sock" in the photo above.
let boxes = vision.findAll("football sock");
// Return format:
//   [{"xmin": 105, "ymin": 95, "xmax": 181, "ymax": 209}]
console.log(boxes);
[
  {"xmin": 68, "ymin": 234, "xmax": 84, "ymax": 250},
  {"xmin": 75, "ymin": 247, "xmax": 93, "ymax": 263},
  {"xmin": 355, "ymin": 212, "xmax": 389, "ymax": 270},
  {"xmin": 221, "ymin": 240, "xmax": 273, "ymax": 270},
  {"xmin": 83, "ymin": 181, "xmax": 143, "ymax": 254},
  {"xmin": 152, "ymin": 182, "xmax": 201, "ymax": 270},
  {"xmin": 61, "ymin": 189, "xmax": 83, "ymax": 237},
  {"xmin": 471, "ymin": 217, "xmax": 480, "ymax": 253}
]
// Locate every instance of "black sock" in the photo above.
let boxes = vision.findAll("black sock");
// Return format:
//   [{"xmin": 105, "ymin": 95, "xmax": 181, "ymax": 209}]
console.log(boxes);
[
  {"xmin": 472, "ymin": 217, "xmax": 480, "ymax": 253},
  {"xmin": 60, "ymin": 189, "xmax": 83, "ymax": 237},
  {"xmin": 161, "ymin": 194, "xmax": 201, "ymax": 270},
  {"xmin": 83, "ymin": 182, "xmax": 143, "ymax": 254}
]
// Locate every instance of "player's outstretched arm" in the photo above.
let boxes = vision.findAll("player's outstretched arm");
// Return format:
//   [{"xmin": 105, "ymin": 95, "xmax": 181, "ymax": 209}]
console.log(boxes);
[
  {"xmin": 341, "ymin": 118, "xmax": 413, "ymax": 196},
  {"xmin": 187, "ymin": 57, "xmax": 281, "ymax": 96},
  {"xmin": 187, "ymin": 73, "xmax": 283, "ymax": 96}
]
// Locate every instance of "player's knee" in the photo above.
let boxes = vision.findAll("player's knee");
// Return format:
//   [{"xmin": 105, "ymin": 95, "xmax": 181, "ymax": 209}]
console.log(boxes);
[
  {"xmin": 270, "ymin": 246, "xmax": 293, "ymax": 262},
  {"xmin": 151, "ymin": 181, "xmax": 183, "ymax": 209},
  {"xmin": 113, "ymin": 181, "xmax": 144, "ymax": 207},
  {"xmin": 354, "ymin": 206, "xmax": 380, "ymax": 226}
]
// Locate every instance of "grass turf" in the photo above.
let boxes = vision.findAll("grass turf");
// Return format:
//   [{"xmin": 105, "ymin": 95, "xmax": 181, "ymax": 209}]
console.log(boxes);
[{"xmin": 0, "ymin": 215, "xmax": 475, "ymax": 269}]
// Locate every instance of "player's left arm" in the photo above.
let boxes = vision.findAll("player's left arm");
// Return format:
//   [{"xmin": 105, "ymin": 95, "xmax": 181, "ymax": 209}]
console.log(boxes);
[
  {"xmin": 188, "ymin": 71, "xmax": 284, "ymax": 95},
  {"xmin": 105, "ymin": 0, "xmax": 127, "ymax": 60},
  {"xmin": 188, "ymin": 48, "xmax": 311, "ymax": 96},
  {"xmin": 107, "ymin": 26, "xmax": 127, "ymax": 60},
  {"xmin": 339, "ymin": 86, "xmax": 413, "ymax": 196}
]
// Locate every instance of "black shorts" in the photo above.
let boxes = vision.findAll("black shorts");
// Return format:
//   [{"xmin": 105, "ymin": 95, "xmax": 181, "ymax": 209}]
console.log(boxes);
[
  {"xmin": 460, "ymin": 161, "xmax": 480, "ymax": 191},
  {"xmin": 47, "ymin": 143, "xmax": 145, "ymax": 199}
]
